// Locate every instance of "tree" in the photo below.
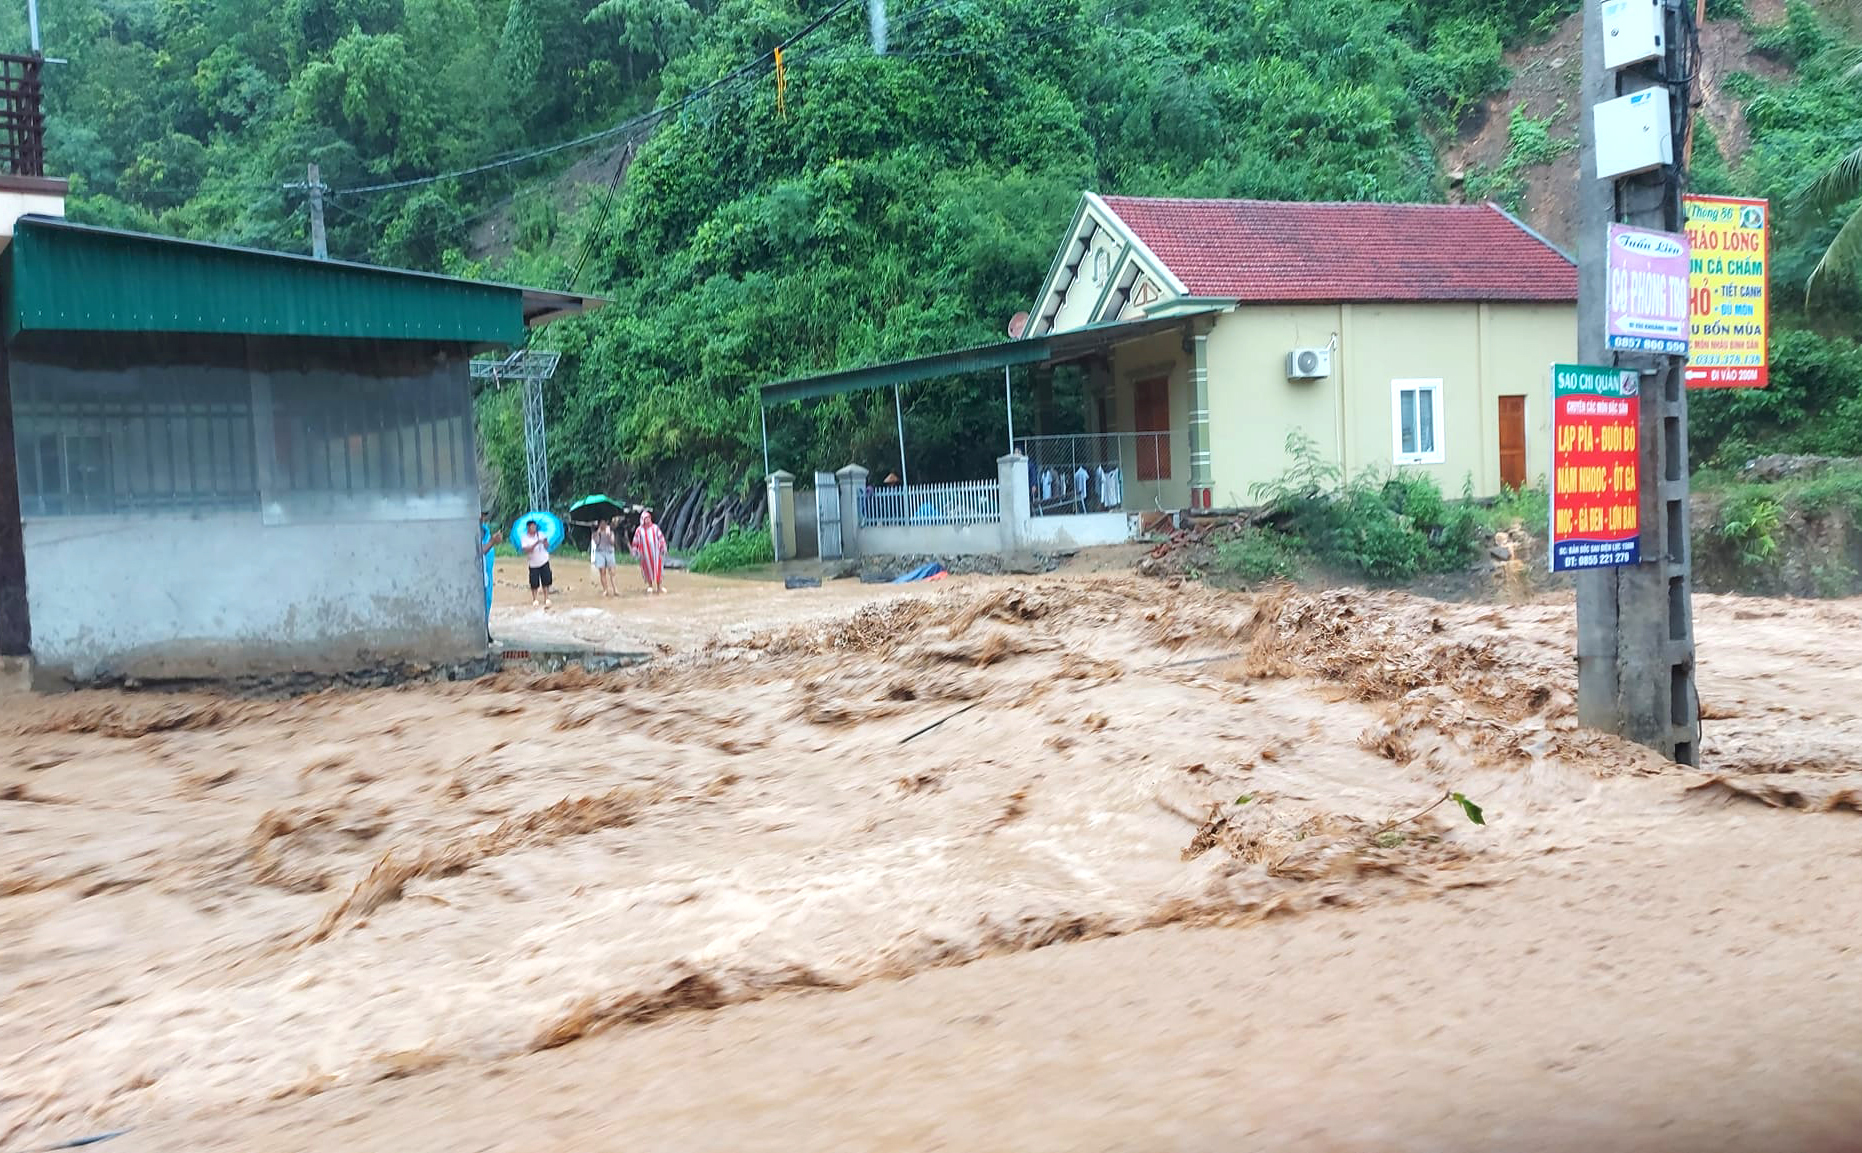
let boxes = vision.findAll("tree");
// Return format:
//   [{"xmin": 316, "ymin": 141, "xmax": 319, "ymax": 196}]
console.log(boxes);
[{"xmin": 1802, "ymin": 54, "xmax": 1862, "ymax": 302}]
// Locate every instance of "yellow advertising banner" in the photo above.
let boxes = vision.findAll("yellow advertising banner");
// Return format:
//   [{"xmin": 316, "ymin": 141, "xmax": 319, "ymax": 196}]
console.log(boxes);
[{"xmin": 1684, "ymin": 194, "xmax": 1768, "ymax": 388}]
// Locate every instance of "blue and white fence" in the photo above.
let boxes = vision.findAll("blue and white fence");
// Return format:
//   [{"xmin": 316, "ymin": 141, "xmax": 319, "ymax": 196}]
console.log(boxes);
[{"xmin": 859, "ymin": 478, "xmax": 1002, "ymax": 527}]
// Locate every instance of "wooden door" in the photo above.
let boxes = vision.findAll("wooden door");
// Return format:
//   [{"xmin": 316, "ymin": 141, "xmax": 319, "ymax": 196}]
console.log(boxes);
[
  {"xmin": 1134, "ymin": 377, "xmax": 1171, "ymax": 480},
  {"xmin": 1497, "ymin": 395, "xmax": 1527, "ymax": 491}
]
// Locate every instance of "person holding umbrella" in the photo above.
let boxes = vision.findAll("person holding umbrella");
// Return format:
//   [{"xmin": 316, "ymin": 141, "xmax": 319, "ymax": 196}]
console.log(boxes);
[
  {"xmin": 519, "ymin": 517, "xmax": 554, "ymax": 609},
  {"xmin": 591, "ymin": 516, "xmax": 619, "ymax": 598},
  {"xmin": 631, "ymin": 509, "xmax": 668, "ymax": 595}
]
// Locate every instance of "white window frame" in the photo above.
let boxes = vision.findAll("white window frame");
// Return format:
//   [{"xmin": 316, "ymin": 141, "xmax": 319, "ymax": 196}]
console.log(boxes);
[{"xmin": 1391, "ymin": 378, "xmax": 1446, "ymax": 466}]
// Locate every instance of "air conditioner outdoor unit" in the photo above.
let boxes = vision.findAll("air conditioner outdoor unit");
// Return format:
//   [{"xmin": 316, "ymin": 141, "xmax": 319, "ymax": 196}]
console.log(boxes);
[{"xmin": 1286, "ymin": 347, "xmax": 1331, "ymax": 380}]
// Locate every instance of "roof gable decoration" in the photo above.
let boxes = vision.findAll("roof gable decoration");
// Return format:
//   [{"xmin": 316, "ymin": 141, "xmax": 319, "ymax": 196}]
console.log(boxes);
[{"xmin": 1026, "ymin": 193, "xmax": 1188, "ymax": 339}]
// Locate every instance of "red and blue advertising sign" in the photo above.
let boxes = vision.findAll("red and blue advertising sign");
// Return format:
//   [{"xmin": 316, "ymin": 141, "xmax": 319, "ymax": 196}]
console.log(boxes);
[
  {"xmin": 1551, "ymin": 363, "xmax": 1640, "ymax": 573},
  {"xmin": 1606, "ymin": 224, "xmax": 1691, "ymax": 355}
]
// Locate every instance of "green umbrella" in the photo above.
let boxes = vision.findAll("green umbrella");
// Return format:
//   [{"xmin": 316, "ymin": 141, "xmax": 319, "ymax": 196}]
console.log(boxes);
[{"xmin": 568, "ymin": 494, "xmax": 624, "ymax": 524}]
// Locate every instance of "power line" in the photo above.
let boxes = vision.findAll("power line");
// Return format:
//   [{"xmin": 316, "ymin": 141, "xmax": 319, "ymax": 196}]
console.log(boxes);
[
  {"xmin": 332, "ymin": 0, "xmax": 859, "ymax": 199},
  {"xmin": 550, "ymin": 0, "xmax": 863, "ymax": 290},
  {"xmin": 565, "ymin": 139, "xmax": 636, "ymax": 292},
  {"xmin": 332, "ymin": 118, "xmax": 657, "ymax": 197}
]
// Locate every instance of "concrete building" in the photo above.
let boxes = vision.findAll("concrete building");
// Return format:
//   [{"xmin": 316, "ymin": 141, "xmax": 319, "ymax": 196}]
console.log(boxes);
[
  {"xmin": 759, "ymin": 194, "xmax": 1576, "ymax": 556},
  {"xmin": 0, "ymin": 212, "xmax": 598, "ymax": 684},
  {"xmin": 1025, "ymin": 194, "xmax": 1577, "ymax": 509}
]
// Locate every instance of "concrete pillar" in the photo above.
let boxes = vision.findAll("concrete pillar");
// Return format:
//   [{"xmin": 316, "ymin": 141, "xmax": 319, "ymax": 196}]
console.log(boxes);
[
  {"xmin": 0, "ymin": 341, "xmax": 30, "ymax": 657},
  {"xmin": 998, "ymin": 452, "xmax": 1030, "ymax": 555},
  {"xmin": 1188, "ymin": 322, "xmax": 1213, "ymax": 512},
  {"xmin": 835, "ymin": 464, "xmax": 868, "ymax": 558},
  {"xmin": 1574, "ymin": 0, "xmax": 1699, "ymax": 766},
  {"xmin": 766, "ymin": 471, "xmax": 796, "ymax": 562}
]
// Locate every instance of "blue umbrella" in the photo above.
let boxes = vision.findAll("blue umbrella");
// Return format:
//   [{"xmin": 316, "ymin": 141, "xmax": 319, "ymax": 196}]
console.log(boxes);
[{"xmin": 511, "ymin": 510, "xmax": 565, "ymax": 552}]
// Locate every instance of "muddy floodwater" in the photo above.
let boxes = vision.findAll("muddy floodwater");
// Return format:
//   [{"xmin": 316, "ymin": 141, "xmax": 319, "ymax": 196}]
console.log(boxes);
[{"xmin": 4, "ymin": 570, "xmax": 1861, "ymax": 1151}]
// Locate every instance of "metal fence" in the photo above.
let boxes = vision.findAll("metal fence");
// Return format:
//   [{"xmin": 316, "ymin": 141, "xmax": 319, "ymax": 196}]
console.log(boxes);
[
  {"xmin": 859, "ymin": 478, "xmax": 1001, "ymax": 526},
  {"xmin": 1021, "ymin": 432, "xmax": 1172, "ymax": 516},
  {"xmin": 0, "ymin": 53, "xmax": 45, "ymax": 178}
]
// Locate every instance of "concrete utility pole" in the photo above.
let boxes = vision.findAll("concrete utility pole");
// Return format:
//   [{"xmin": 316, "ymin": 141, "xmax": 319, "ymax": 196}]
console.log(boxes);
[
  {"xmin": 284, "ymin": 164, "xmax": 329, "ymax": 260},
  {"xmin": 306, "ymin": 163, "xmax": 327, "ymax": 261},
  {"xmin": 1576, "ymin": 0, "xmax": 1700, "ymax": 764}
]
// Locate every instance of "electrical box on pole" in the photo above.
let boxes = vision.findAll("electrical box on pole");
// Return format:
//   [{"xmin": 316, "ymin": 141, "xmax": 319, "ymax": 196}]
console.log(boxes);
[
  {"xmin": 1600, "ymin": 0, "xmax": 1665, "ymax": 69},
  {"xmin": 1576, "ymin": 0, "xmax": 1700, "ymax": 765},
  {"xmin": 1594, "ymin": 88, "xmax": 1674, "ymax": 178}
]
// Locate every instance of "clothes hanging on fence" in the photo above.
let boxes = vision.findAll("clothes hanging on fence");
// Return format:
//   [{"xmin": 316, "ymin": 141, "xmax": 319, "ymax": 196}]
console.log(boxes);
[
  {"xmin": 1041, "ymin": 469, "xmax": 1054, "ymax": 501},
  {"xmin": 1073, "ymin": 465, "xmax": 1089, "ymax": 513},
  {"xmin": 1105, "ymin": 466, "xmax": 1122, "ymax": 509}
]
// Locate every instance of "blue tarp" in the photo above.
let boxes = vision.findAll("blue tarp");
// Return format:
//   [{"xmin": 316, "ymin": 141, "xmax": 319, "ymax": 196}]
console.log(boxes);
[{"xmin": 891, "ymin": 562, "xmax": 946, "ymax": 583}]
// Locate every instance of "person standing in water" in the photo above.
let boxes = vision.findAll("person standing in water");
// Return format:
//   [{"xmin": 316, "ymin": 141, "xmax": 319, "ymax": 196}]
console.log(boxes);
[
  {"xmin": 519, "ymin": 518, "xmax": 554, "ymax": 609},
  {"xmin": 590, "ymin": 517, "xmax": 619, "ymax": 598},
  {"xmin": 478, "ymin": 513, "xmax": 502, "ymax": 642},
  {"xmin": 631, "ymin": 509, "xmax": 668, "ymax": 595}
]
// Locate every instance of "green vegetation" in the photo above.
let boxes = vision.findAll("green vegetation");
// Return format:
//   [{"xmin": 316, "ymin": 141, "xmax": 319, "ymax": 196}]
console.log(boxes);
[
  {"xmin": 16, "ymin": 0, "xmax": 1862, "ymax": 509},
  {"xmin": 688, "ymin": 525, "xmax": 775, "ymax": 573},
  {"xmin": 1689, "ymin": 3, "xmax": 1862, "ymax": 468},
  {"xmin": 1716, "ymin": 491, "xmax": 1784, "ymax": 569},
  {"xmin": 1466, "ymin": 105, "xmax": 1576, "ymax": 211},
  {"xmin": 1213, "ymin": 528, "xmax": 1307, "ymax": 585},
  {"xmin": 13, "ymin": 0, "xmax": 1545, "ymax": 513},
  {"xmin": 1689, "ymin": 463, "xmax": 1862, "ymax": 595},
  {"xmin": 1214, "ymin": 433, "xmax": 1483, "ymax": 583}
]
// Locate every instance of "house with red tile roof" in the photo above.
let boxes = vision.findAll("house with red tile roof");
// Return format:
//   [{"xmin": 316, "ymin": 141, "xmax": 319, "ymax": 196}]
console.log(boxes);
[{"xmin": 1024, "ymin": 193, "xmax": 1576, "ymax": 507}]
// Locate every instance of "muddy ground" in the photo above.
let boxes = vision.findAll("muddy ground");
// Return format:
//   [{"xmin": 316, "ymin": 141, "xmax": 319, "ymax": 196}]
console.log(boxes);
[{"xmin": 3, "ymin": 571, "xmax": 1861, "ymax": 1151}]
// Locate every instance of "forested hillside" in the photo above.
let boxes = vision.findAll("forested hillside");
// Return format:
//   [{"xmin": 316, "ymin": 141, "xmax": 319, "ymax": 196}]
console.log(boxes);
[{"xmin": 12, "ymin": 0, "xmax": 1862, "ymax": 520}]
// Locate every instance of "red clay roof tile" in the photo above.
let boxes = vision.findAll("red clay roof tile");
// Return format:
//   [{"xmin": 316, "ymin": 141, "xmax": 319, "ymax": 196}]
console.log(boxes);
[{"xmin": 1099, "ymin": 196, "xmax": 1576, "ymax": 304}]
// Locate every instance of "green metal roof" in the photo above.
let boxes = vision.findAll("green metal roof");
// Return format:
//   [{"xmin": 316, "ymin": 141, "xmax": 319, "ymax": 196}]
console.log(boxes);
[
  {"xmin": 4, "ymin": 216, "xmax": 603, "ymax": 345},
  {"xmin": 758, "ymin": 309, "xmax": 1224, "ymax": 406}
]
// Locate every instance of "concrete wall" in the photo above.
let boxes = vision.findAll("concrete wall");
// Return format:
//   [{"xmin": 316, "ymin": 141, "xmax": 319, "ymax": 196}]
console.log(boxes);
[
  {"xmin": 1026, "ymin": 511, "xmax": 1134, "ymax": 550},
  {"xmin": 1202, "ymin": 301, "xmax": 1575, "ymax": 503},
  {"xmin": 1107, "ymin": 330, "xmax": 1192, "ymax": 510},
  {"xmin": 1205, "ymin": 304, "xmax": 1346, "ymax": 508},
  {"xmin": 860, "ymin": 521, "xmax": 1007, "ymax": 557},
  {"xmin": 23, "ymin": 511, "xmax": 483, "ymax": 680},
  {"xmin": 1480, "ymin": 304, "xmax": 1571, "ymax": 493}
]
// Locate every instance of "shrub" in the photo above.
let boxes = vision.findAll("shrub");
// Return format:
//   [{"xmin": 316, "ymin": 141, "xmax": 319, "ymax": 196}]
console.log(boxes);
[
  {"xmin": 689, "ymin": 526, "xmax": 774, "ymax": 574},
  {"xmin": 1247, "ymin": 432, "xmax": 1483, "ymax": 581},
  {"xmin": 1214, "ymin": 528, "xmax": 1308, "ymax": 583},
  {"xmin": 1718, "ymin": 492, "xmax": 1783, "ymax": 569}
]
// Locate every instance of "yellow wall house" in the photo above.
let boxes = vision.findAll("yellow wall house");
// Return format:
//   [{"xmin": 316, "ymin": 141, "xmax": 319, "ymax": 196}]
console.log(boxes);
[{"xmin": 1025, "ymin": 193, "xmax": 1577, "ymax": 508}]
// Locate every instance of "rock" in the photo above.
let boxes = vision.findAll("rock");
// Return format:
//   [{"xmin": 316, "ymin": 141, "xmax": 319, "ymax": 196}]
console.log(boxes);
[
  {"xmin": 1489, "ymin": 545, "xmax": 1513, "ymax": 561},
  {"xmin": 1740, "ymin": 454, "xmax": 1853, "ymax": 483},
  {"xmin": 784, "ymin": 575, "xmax": 822, "ymax": 590}
]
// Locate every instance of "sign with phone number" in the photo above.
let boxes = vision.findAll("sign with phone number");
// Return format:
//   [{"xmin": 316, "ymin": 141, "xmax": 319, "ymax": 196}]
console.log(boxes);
[{"xmin": 1551, "ymin": 363, "xmax": 1641, "ymax": 573}]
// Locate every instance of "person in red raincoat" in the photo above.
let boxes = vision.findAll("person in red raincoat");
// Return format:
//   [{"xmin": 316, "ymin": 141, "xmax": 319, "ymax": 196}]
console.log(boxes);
[{"xmin": 631, "ymin": 508, "xmax": 668, "ymax": 595}]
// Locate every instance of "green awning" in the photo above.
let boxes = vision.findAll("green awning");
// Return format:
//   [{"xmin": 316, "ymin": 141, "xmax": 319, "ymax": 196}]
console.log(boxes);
[
  {"xmin": 4, "ymin": 216, "xmax": 604, "ymax": 345},
  {"xmin": 757, "ymin": 309, "xmax": 1224, "ymax": 406}
]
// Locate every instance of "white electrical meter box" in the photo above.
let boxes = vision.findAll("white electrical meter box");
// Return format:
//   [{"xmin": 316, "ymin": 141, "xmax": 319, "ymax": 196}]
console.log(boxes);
[
  {"xmin": 1601, "ymin": 0, "xmax": 1665, "ymax": 71},
  {"xmin": 1594, "ymin": 87, "xmax": 1673, "ymax": 179}
]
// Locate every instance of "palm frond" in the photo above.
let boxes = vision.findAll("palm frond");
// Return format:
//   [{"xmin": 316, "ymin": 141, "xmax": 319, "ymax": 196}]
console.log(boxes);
[
  {"xmin": 1800, "ymin": 143, "xmax": 1862, "ymax": 216},
  {"xmin": 1805, "ymin": 204, "xmax": 1862, "ymax": 304}
]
